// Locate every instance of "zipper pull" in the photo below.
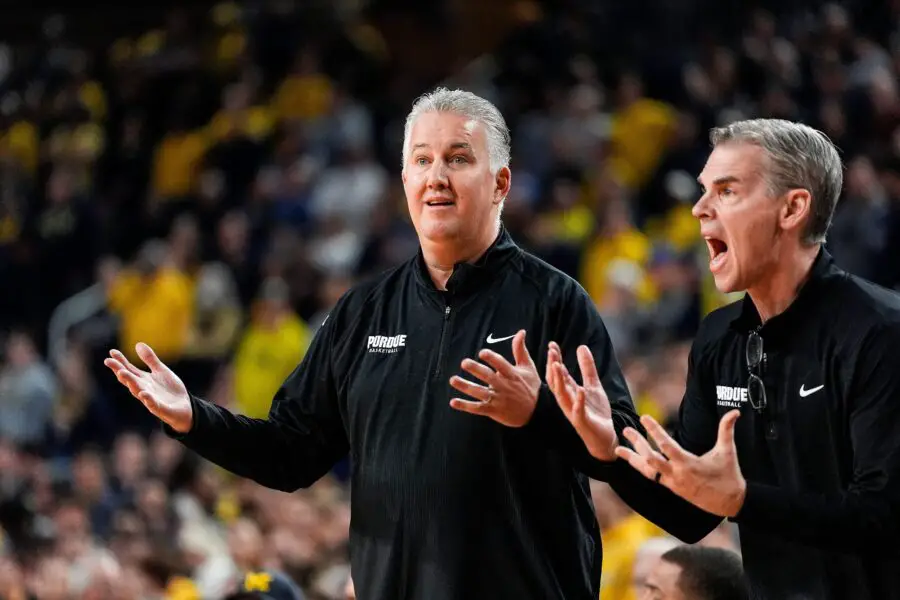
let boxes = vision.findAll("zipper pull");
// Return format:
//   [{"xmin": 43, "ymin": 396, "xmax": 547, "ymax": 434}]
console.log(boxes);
[{"xmin": 444, "ymin": 305, "xmax": 451, "ymax": 319}]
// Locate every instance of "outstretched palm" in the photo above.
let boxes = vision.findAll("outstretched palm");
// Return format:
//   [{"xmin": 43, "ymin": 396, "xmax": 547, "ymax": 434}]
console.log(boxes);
[
  {"xmin": 104, "ymin": 342, "xmax": 193, "ymax": 433},
  {"xmin": 546, "ymin": 342, "xmax": 618, "ymax": 461}
]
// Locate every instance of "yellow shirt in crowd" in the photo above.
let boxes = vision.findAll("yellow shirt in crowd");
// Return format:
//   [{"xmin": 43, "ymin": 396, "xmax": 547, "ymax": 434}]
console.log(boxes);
[
  {"xmin": 607, "ymin": 99, "xmax": 677, "ymax": 191},
  {"xmin": 152, "ymin": 130, "xmax": 209, "ymax": 198},
  {"xmin": 599, "ymin": 514, "xmax": 665, "ymax": 600},
  {"xmin": 108, "ymin": 268, "xmax": 194, "ymax": 363},
  {"xmin": 580, "ymin": 228, "xmax": 657, "ymax": 308},
  {"xmin": 233, "ymin": 313, "xmax": 311, "ymax": 419}
]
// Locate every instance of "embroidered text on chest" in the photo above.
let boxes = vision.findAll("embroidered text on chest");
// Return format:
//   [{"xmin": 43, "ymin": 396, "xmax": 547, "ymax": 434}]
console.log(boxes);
[
  {"xmin": 716, "ymin": 385, "xmax": 748, "ymax": 408},
  {"xmin": 367, "ymin": 334, "xmax": 407, "ymax": 354}
]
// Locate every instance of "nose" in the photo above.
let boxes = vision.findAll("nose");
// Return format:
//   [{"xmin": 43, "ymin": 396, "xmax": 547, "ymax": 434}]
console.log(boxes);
[
  {"xmin": 691, "ymin": 191, "xmax": 713, "ymax": 220},
  {"xmin": 426, "ymin": 160, "xmax": 449, "ymax": 190}
]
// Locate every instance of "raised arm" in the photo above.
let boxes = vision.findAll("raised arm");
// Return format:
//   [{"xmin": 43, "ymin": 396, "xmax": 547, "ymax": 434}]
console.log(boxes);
[
  {"xmin": 105, "ymin": 310, "xmax": 348, "ymax": 493},
  {"xmin": 535, "ymin": 286, "xmax": 723, "ymax": 542}
]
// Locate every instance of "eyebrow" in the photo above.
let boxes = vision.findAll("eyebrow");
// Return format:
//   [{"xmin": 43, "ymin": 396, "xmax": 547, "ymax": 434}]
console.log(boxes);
[
  {"xmin": 411, "ymin": 142, "xmax": 473, "ymax": 152},
  {"xmin": 698, "ymin": 175, "xmax": 741, "ymax": 188}
]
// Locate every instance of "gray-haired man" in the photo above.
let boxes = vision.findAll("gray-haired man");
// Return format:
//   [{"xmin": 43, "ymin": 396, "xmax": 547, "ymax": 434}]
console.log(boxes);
[
  {"xmin": 105, "ymin": 88, "xmax": 689, "ymax": 600},
  {"xmin": 550, "ymin": 118, "xmax": 900, "ymax": 599}
]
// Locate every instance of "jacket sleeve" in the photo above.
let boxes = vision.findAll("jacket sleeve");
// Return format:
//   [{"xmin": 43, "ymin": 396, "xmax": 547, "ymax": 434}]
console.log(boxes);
[
  {"xmin": 731, "ymin": 323, "xmax": 900, "ymax": 554},
  {"xmin": 604, "ymin": 334, "xmax": 724, "ymax": 543},
  {"xmin": 522, "ymin": 281, "xmax": 721, "ymax": 541},
  {"xmin": 165, "ymin": 309, "xmax": 349, "ymax": 492}
]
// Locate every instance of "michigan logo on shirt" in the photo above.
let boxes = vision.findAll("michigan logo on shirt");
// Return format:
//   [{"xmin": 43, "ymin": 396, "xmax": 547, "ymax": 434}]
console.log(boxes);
[{"xmin": 244, "ymin": 571, "xmax": 273, "ymax": 592}]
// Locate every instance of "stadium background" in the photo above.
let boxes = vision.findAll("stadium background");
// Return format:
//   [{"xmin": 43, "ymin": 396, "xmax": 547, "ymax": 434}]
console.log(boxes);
[{"xmin": 0, "ymin": 0, "xmax": 898, "ymax": 597}]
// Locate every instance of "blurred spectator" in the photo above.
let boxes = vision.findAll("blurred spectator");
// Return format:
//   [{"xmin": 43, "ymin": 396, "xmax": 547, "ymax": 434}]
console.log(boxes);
[
  {"xmin": 231, "ymin": 277, "xmax": 311, "ymax": 419},
  {"xmin": 106, "ymin": 238, "xmax": 194, "ymax": 365},
  {"xmin": 631, "ymin": 537, "xmax": 682, "ymax": 598},
  {"xmin": 0, "ymin": 331, "xmax": 57, "ymax": 447},
  {"xmin": 637, "ymin": 545, "xmax": 749, "ymax": 600}
]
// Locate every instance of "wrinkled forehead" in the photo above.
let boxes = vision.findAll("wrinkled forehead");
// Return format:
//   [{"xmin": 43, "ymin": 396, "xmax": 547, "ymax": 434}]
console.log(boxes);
[{"xmin": 698, "ymin": 142, "xmax": 768, "ymax": 187}]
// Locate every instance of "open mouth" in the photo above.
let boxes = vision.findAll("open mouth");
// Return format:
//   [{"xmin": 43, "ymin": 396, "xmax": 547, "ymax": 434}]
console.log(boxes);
[
  {"xmin": 426, "ymin": 200, "xmax": 455, "ymax": 207},
  {"xmin": 706, "ymin": 237, "xmax": 729, "ymax": 270}
]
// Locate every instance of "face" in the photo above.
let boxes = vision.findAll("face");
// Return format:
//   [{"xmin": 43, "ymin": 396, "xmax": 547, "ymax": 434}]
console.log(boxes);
[
  {"xmin": 638, "ymin": 559, "xmax": 686, "ymax": 600},
  {"xmin": 402, "ymin": 111, "xmax": 510, "ymax": 252},
  {"xmin": 693, "ymin": 142, "xmax": 809, "ymax": 293}
]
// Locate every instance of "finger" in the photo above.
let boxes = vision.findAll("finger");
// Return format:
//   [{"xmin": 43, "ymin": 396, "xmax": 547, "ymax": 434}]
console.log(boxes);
[
  {"xmin": 576, "ymin": 345, "xmax": 601, "ymax": 388},
  {"xmin": 449, "ymin": 376, "xmax": 491, "ymax": 402},
  {"xmin": 478, "ymin": 349, "xmax": 517, "ymax": 378},
  {"xmin": 135, "ymin": 343, "xmax": 170, "ymax": 375},
  {"xmin": 109, "ymin": 350, "xmax": 145, "ymax": 378},
  {"xmin": 546, "ymin": 342, "xmax": 561, "ymax": 381},
  {"xmin": 551, "ymin": 363, "xmax": 575, "ymax": 413},
  {"xmin": 613, "ymin": 445, "xmax": 659, "ymax": 480},
  {"xmin": 112, "ymin": 368, "xmax": 145, "ymax": 398},
  {"xmin": 622, "ymin": 427, "xmax": 667, "ymax": 463},
  {"xmin": 460, "ymin": 359, "xmax": 496, "ymax": 385},
  {"xmin": 621, "ymin": 428, "xmax": 674, "ymax": 480},
  {"xmin": 558, "ymin": 359, "xmax": 579, "ymax": 391},
  {"xmin": 137, "ymin": 391, "xmax": 160, "ymax": 415},
  {"xmin": 104, "ymin": 357, "xmax": 134, "ymax": 381},
  {"xmin": 511, "ymin": 330, "xmax": 534, "ymax": 367},
  {"xmin": 716, "ymin": 409, "xmax": 741, "ymax": 450},
  {"xmin": 570, "ymin": 387, "xmax": 587, "ymax": 426},
  {"xmin": 103, "ymin": 357, "xmax": 123, "ymax": 373},
  {"xmin": 449, "ymin": 398, "xmax": 492, "ymax": 416},
  {"xmin": 640, "ymin": 415, "xmax": 693, "ymax": 461}
]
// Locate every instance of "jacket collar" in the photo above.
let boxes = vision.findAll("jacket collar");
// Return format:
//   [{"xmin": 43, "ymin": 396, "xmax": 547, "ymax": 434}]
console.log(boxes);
[
  {"xmin": 730, "ymin": 245, "xmax": 841, "ymax": 336},
  {"xmin": 413, "ymin": 225, "xmax": 520, "ymax": 298}
]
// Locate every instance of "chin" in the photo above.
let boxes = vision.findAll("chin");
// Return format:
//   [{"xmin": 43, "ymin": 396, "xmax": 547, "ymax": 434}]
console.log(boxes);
[
  {"xmin": 419, "ymin": 219, "xmax": 461, "ymax": 242},
  {"xmin": 712, "ymin": 271, "xmax": 742, "ymax": 295}
]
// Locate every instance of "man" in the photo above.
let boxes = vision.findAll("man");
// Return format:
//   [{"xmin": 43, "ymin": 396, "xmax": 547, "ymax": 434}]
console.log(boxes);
[
  {"xmin": 631, "ymin": 537, "xmax": 681, "ymax": 596},
  {"xmin": 549, "ymin": 119, "xmax": 900, "ymax": 599},
  {"xmin": 637, "ymin": 546, "xmax": 748, "ymax": 600},
  {"xmin": 104, "ymin": 88, "xmax": 675, "ymax": 600}
]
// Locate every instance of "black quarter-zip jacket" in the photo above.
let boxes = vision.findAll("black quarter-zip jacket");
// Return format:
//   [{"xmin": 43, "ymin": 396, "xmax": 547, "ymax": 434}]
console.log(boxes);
[
  {"xmin": 617, "ymin": 248, "xmax": 900, "ymax": 600},
  {"xmin": 165, "ymin": 227, "xmax": 715, "ymax": 599}
]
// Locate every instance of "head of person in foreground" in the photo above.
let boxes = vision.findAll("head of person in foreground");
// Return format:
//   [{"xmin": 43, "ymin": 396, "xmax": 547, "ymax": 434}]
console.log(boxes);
[{"xmin": 638, "ymin": 545, "xmax": 749, "ymax": 600}]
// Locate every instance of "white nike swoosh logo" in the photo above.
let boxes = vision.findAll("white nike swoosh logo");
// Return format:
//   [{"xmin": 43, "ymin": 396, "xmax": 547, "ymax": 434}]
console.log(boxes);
[
  {"xmin": 799, "ymin": 384, "xmax": 824, "ymax": 398},
  {"xmin": 486, "ymin": 333, "xmax": 516, "ymax": 344}
]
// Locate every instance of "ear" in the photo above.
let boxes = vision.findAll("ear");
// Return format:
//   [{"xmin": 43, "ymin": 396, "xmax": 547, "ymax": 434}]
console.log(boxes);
[
  {"xmin": 494, "ymin": 166, "xmax": 512, "ymax": 205},
  {"xmin": 780, "ymin": 188, "xmax": 812, "ymax": 236},
  {"xmin": 401, "ymin": 168, "xmax": 407, "ymax": 185}
]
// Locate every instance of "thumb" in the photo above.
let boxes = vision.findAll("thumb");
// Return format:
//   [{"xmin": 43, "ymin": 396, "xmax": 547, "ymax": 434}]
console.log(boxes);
[
  {"xmin": 512, "ymin": 330, "xmax": 533, "ymax": 367},
  {"xmin": 717, "ymin": 409, "xmax": 741, "ymax": 450},
  {"xmin": 136, "ymin": 343, "xmax": 168, "ymax": 374}
]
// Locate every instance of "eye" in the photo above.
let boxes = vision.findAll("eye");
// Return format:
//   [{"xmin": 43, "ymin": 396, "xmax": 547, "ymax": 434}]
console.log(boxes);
[
  {"xmin": 414, "ymin": 156, "xmax": 429, "ymax": 166},
  {"xmin": 720, "ymin": 187, "xmax": 734, "ymax": 197},
  {"xmin": 450, "ymin": 155, "xmax": 468, "ymax": 164}
]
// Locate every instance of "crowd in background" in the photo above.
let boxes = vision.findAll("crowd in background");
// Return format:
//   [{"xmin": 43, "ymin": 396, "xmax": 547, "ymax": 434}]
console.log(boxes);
[{"xmin": 0, "ymin": 0, "xmax": 898, "ymax": 598}]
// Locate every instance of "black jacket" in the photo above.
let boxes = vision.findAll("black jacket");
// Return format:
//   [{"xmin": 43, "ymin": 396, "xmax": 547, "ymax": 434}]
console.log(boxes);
[
  {"xmin": 166, "ymin": 227, "xmax": 708, "ymax": 600},
  {"xmin": 623, "ymin": 248, "xmax": 900, "ymax": 600}
]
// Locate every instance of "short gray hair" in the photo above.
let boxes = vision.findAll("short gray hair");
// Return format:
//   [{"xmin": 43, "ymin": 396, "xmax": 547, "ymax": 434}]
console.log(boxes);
[
  {"xmin": 402, "ymin": 87, "xmax": 511, "ymax": 173},
  {"xmin": 710, "ymin": 118, "xmax": 843, "ymax": 245}
]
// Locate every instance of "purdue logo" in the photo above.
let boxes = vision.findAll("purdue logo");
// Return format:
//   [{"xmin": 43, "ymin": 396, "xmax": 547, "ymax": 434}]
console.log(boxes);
[
  {"xmin": 716, "ymin": 385, "xmax": 748, "ymax": 408},
  {"xmin": 367, "ymin": 334, "xmax": 407, "ymax": 354}
]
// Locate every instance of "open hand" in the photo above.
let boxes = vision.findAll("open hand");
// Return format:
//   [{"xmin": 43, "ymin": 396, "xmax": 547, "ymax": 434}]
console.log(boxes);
[
  {"xmin": 449, "ymin": 330, "xmax": 541, "ymax": 427},
  {"xmin": 103, "ymin": 343, "xmax": 193, "ymax": 433},
  {"xmin": 546, "ymin": 341, "xmax": 618, "ymax": 461},
  {"xmin": 614, "ymin": 410, "xmax": 746, "ymax": 517}
]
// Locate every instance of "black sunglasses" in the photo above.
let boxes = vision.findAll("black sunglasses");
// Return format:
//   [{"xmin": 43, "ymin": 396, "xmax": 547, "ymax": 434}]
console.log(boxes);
[{"xmin": 746, "ymin": 330, "xmax": 767, "ymax": 412}]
